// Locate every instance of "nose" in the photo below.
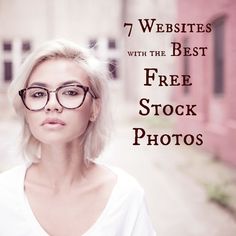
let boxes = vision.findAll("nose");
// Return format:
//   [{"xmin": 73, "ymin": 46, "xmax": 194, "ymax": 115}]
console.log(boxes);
[{"xmin": 44, "ymin": 91, "xmax": 63, "ymax": 113}]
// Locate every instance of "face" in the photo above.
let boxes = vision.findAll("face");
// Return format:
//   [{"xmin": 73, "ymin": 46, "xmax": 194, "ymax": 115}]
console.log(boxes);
[{"xmin": 24, "ymin": 58, "xmax": 98, "ymax": 146}]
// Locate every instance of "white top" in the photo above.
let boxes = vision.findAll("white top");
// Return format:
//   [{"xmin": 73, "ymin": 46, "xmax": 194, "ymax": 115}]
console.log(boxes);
[{"xmin": 0, "ymin": 163, "xmax": 156, "ymax": 236}]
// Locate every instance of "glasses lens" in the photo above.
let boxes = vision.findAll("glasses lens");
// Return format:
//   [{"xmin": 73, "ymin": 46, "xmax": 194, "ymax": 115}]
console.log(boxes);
[
  {"xmin": 57, "ymin": 85, "xmax": 85, "ymax": 109},
  {"xmin": 24, "ymin": 87, "xmax": 48, "ymax": 110}
]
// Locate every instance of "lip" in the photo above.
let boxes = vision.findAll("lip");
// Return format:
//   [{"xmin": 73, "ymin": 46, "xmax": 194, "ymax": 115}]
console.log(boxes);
[{"xmin": 41, "ymin": 118, "xmax": 66, "ymax": 126}]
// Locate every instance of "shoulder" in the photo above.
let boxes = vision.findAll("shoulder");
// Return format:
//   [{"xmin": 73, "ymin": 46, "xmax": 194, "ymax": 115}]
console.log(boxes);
[
  {"xmin": 0, "ymin": 164, "xmax": 31, "ymax": 234},
  {"xmin": 0, "ymin": 164, "xmax": 25, "ymax": 180},
  {"xmin": 98, "ymin": 163, "xmax": 145, "ymax": 202},
  {"xmin": 113, "ymin": 166, "xmax": 144, "ymax": 193},
  {"xmin": 0, "ymin": 164, "xmax": 26, "ymax": 191},
  {"xmin": 0, "ymin": 164, "xmax": 26, "ymax": 214}
]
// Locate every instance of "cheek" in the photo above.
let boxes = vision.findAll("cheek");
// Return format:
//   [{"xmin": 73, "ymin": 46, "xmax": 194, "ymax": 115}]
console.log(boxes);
[
  {"xmin": 72, "ymin": 105, "xmax": 92, "ymax": 131},
  {"xmin": 64, "ymin": 100, "xmax": 94, "ymax": 140},
  {"xmin": 25, "ymin": 112, "xmax": 42, "ymax": 137}
]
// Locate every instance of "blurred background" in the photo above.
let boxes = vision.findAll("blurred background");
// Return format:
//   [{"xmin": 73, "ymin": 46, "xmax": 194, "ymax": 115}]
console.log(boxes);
[{"xmin": 0, "ymin": 0, "xmax": 236, "ymax": 235}]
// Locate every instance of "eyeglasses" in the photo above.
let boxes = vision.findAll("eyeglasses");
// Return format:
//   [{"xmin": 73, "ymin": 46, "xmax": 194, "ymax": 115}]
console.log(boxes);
[{"xmin": 18, "ymin": 84, "xmax": 97, "ymax": 111}]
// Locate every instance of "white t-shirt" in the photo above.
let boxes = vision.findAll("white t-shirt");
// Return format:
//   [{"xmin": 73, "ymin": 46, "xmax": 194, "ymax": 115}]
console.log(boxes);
[{"xmin": 0, "ymin": 163, "xmax": 156, "ymax": 236}]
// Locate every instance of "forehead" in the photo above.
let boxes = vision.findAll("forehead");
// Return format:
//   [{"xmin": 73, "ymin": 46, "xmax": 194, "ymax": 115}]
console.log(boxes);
[{"xmin": 28, "ymin": 58, "xmax": 90, "ymax": 87}]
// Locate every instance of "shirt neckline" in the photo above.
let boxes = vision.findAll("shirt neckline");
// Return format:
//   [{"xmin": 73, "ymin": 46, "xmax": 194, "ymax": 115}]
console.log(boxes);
[{"xmin": 20, "ymin": 162, "xmax": 120, "ymax": 236}]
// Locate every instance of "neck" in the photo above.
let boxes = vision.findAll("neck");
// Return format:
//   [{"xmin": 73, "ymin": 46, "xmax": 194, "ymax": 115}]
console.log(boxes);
[{"xmin": 34, "ymin": 141, "xmax": 92, "ymax": 191}]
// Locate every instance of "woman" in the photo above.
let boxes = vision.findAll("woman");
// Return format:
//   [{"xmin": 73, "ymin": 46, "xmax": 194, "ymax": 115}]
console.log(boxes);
[{"xmin": 0, "ymin": 39, "xmax": 156, "ymax": 236}]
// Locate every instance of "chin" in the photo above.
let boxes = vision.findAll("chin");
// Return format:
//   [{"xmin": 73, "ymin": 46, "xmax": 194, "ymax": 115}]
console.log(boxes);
[{"xmin": 38, "ymin": 134, "xmax": 83, "ymax": 146}]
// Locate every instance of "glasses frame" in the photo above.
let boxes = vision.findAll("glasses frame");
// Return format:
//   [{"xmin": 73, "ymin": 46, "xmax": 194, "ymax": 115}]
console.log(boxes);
[{"xmin": 18, "ymin": 84, "xmax": 97, "ymax": 111}]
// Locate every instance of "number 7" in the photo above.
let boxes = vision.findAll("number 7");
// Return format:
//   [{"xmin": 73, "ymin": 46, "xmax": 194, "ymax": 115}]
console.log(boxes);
[{"xmin": 124, "ymin": 23, "xmax": 133, "ymax": 37}]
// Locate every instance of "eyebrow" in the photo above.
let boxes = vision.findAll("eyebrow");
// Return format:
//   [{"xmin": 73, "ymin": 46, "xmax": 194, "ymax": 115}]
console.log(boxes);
[{"xmin": 29, "ymin": 80, "xmax": 82, "ymax": 88}]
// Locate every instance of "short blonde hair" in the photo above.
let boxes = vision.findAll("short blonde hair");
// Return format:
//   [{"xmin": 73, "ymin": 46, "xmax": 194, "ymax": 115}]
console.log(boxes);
[{"xmin": 8, "ymin": 39, "xmax": 111, "ymax": 164}]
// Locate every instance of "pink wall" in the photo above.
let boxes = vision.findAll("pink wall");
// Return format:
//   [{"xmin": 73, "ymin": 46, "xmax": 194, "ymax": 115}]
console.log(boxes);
[{"xmin": 175, "ymin": 0, "xmax": 236, "ymax": 165}]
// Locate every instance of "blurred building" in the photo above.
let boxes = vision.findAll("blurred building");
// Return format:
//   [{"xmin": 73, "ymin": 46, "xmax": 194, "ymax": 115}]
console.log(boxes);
[
  {"xmin": 0, "ymin": 0, "xmax": 176, "ymax": 118},
  {"xmin": 175, "ymin": 0, "xmax": 236, "ymax": 165},
  {"xmin": 0, "ymin": 0, "xmax": 122, "ymax": 117},
  {"xmin": 122, "ymin": 0, "xmax": 176, "ymax": 105}
]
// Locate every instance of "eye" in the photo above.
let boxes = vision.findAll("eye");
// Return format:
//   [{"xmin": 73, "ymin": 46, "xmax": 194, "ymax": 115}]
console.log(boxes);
[
  {"xmin": 63, "ymin": 90, "xmax": 79, "ymax": 96},
  {"xmin": 62, "ymin": 87, "xmax": 83, "ymax": 96},
  {"xmin": 32, "ymin": 92, "xmax": 46, "ymax": 97},
  {"xmin": 28, "ymin": 89, "xmax": 47, "ymax": 98}
]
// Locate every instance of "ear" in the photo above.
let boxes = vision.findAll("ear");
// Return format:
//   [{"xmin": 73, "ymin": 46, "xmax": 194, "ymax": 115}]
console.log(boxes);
[{"xmin": 90, "ymin": 98, "xmax": 101, "ymax": 122}]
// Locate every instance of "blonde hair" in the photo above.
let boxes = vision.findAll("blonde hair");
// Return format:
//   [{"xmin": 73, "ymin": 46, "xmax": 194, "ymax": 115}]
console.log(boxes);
[{"xmin": 8, "ymin": 39, "xmax": 111, "ymax": 163}]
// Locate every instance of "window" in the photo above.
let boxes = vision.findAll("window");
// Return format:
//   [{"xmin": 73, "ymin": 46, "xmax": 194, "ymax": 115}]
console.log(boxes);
[
  {"xmin": 108, "ymin": 59, "xmax": 118, "ymax": 79},
  {"xmin": 88, "ymin": 39, "xmax": 97, "ymax": 49},
  {"xmin": 22, "ymin": 41, "xmax": 31, "ymax": 52},
  {"xmin": 108, "ymin": 38, "xmax": 116, "ymax": 49},
  {"xmin": 3, "ymin": 41, "xmax": 12, "ymax": 51},
  {"xmin": 87, "ymin": 38, "xmax": 119, "ymax": 80},
  {"xmin": 213, "ymin": 18, "xmax": 225, "ymax": 95},
  {"xmin": 183, "ymin": 37, "xmax": 190, "ymax": 94},
  {"xmin": 4, "ymin": 61, "xmax": 12, "ymax": 82}
]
